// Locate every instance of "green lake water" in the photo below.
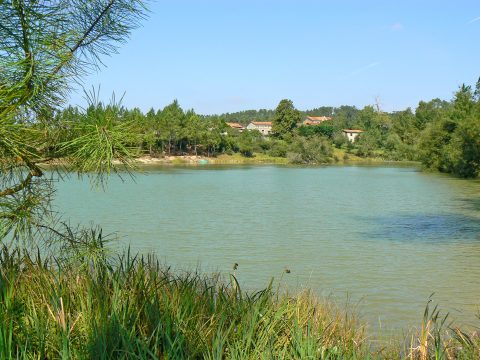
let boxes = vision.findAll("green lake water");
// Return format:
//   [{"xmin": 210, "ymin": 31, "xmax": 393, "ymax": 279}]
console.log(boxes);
[{"xmin": 54, "ymin": 165, "xmax": 480, "ymax": 333}]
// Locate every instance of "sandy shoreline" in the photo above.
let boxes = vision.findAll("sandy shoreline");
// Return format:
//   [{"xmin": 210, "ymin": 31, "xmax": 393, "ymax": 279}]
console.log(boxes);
[
  {"xmin": 130, "ymin": 153, "xmax": 418, "ymax": 166},
  {"xmin": 134, "ymin": 155, "xmax": 205, "ymax": 164},
  {"xmin": 130, "ymin": 154, "xmax": 289, "ymax": 165},
  {"xmin": 41, "ymin": 153, "xmax": 419, "ymax": 168}
]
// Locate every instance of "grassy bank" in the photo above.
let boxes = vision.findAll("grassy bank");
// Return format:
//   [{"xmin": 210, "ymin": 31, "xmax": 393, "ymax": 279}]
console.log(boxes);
[
  {"xmin": 332, "ymin": 149, "xmax": 420, "ymax": 166},
  {"xmin": 0, "ymin": 241, "xmax": 478, "ymax": 359}
]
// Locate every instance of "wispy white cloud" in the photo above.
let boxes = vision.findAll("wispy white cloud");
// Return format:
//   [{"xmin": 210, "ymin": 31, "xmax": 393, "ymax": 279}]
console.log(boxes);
[
  {"xmin": 390, "ymin": 23, "xmax": 404, "ymax": 31},
  {"xmin": 351, "ymin": 62, "xmax": 381, "ymax": 75},
  {"xmin": 467, "ymin": 16, "xmax": 480, "ymax": 24},
  {"xmin": 339, "ymin": 62, "xmax": 381, "ymax": 80}
]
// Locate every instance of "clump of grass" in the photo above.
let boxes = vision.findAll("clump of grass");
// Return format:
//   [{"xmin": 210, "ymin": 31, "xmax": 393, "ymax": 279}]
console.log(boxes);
[
  {"xmin": 171, "ymin": 157, "xmax": 188, "ymax": 165},
  {"xmin": 0, "ymin": 241, "xmax": 368, "ymax": 359},
  {"xmin": 404, "ymin": 297, "xmax": 480, "ymax": 360},
  {"xmin": 0, "ymin": 236, "xmax": 478, "ymax": 359}
]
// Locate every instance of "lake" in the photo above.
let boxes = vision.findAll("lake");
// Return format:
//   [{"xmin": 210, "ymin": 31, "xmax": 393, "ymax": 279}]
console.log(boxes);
[{"xmin": 54, "ymin": 165, "xmax": 480, "ymax": 333}]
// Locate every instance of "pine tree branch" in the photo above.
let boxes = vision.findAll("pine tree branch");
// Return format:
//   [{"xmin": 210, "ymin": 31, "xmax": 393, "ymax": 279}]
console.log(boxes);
[
  {"xmin": 0, "ymin": 172, "xmax": 33, "ymax": 197},
  {"xmin": 47, "ymin": 0, "xmax": 117, "ymax": 81},
  {"xmin": 0, "ymin": 155, "xmax": 43, "ymax": 197}
]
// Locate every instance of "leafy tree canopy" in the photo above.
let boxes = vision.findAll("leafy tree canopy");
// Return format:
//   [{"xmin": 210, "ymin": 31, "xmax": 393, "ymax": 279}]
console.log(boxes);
[{"xmin": 272, "ymin": 99, "xmax": 301, "ymax": 138}]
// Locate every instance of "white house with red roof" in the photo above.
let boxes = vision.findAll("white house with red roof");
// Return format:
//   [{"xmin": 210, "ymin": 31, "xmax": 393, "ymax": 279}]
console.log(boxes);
[{"xmin": 246, "ymin": 121, "xmax": 272, "ymax": 135}]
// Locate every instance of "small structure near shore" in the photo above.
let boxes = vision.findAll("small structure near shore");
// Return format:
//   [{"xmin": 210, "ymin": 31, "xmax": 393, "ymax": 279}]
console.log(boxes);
[
  {"xmin": 246, "ymin": 121, "xmax": 272, "ymax": 135},
  {"xmin": 343, "ymin": 129, "xmax": 364, "ymax": 142}
]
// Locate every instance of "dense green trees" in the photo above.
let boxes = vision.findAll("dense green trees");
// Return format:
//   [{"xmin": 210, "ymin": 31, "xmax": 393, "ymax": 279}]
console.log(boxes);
[
  {"xmin": 417, "ymin": 85, "xmax": 480, "ymax": 177},
  {"xmin": 133, "ymin": 103, "xmax": 230, "ymax": 157},
  {"xmin": 52, "ymin": 79, "xmax": 480, "ymax": 177},
  {"xmin": 49, "ymin": 99, "xmax": 338, "ymax": 163},
  {"xmin": 44, "ymin": 83, "xmax": 480, "ymax": 179},
  {"xmin": 287, "ymin": 83, "xmax": 479, "ymax": 178},
  {"xmin": 271, "ymin": 99, "xmax": 301, "ymax": 138},
  {"xmin": 298, "ymin": 122, "xmax": 335, "ymax": 138},
  {"xmin": 207, "ymin": 109, "xmax": 275, "ymax": 125}
]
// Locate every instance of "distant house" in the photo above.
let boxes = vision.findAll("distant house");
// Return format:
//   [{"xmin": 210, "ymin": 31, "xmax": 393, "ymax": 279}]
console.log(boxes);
[
  {"xmin": 342, "ymin": 129, "xmax": 364, "ymax": 142},
  {"xmin": 226, "ymin": 122, "xmax": 245, "ymax": 132},
  {"xmin": 246, "ymin": 121, "xmax": 272, "ymax": 135},
  {"xmin": 303, "ymin": 116, "xmax": 332, "ymax": 126}
]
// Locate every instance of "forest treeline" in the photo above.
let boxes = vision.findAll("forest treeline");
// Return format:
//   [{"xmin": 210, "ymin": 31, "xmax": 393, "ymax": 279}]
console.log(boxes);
[{"xmin": 46, "ymin": 80, "xmax": 480, "ymax": 178}]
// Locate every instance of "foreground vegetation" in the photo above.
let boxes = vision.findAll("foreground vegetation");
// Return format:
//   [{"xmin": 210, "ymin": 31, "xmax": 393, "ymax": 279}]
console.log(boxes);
[{"xmin": 0, "ymin": 237, "xmax": 479, "ymax": 359}]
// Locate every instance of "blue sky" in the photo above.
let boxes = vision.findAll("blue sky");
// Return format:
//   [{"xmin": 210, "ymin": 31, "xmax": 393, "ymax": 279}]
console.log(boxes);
[{"xmin": 69, "ymin": 0, "xmax": 480, "ymax": 114}]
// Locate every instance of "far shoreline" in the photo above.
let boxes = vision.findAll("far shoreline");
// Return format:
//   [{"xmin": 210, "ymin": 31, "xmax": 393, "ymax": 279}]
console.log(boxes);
[
  {"xmin": 38, "ymin": 151, "xmax": 422, "ymax": 171},
  {"xmin": 129, "ymin": 152, "xmax": 421, "ymax": 167}
]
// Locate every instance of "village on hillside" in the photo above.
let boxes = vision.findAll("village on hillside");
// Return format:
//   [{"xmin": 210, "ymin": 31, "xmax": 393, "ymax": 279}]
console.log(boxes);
[{"xmin": 226, "ymin": 116, "xmax": 364, "ymax": 142}]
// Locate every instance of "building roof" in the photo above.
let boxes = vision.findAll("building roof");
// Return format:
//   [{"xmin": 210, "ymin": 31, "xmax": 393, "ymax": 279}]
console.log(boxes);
[
  {"xmin": 305, "ymin": 116, "xmax": 332, "ymax": 122},
  {"xmin": 342, "ymin": 129, "xmax": 364, "ymax": 133},
  {"xmin": 226, "ymin": 122, "xmax": 244, "ymax": 129},
  {"xmin": 303, "ymin": 120, "xmax": 326, "ymax": 126},
  {"xmin": 250, "ymin": 121, "xmax": 272, "ymax": 126}
]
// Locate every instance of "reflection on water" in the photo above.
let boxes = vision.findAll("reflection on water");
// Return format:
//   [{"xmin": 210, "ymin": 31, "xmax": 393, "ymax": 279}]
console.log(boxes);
[
  {"xmin": 54, "ymin": 165, "xmax": 480, "ymax": 333},
  {"xmin": 367, "ymin": 213, "xmax": 480, "ymax": 243},
  {"xmin": 457, "ymin": 197, "xmax": 480, "ymax": 212}
]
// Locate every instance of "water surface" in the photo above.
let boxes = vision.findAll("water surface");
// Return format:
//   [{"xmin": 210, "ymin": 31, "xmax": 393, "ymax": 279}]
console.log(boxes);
[{"xmin": 55, "ymin": 165, "xmax": 480, "ymax": 332}]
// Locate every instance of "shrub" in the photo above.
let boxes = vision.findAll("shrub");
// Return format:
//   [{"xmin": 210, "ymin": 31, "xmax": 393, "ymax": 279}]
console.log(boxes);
[
  {"xmin": 267, "ymin": 139, "xmax": 288, "ymax": 157},
  {"xmin": 287, "ymin": 136, "xmax": 333, "ymax": 164}
]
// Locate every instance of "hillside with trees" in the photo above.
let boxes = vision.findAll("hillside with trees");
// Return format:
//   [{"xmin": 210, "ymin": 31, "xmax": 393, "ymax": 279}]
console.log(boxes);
[{"xmin": 42, "ymin": 79, "xmax": 480, "ymax": 178}]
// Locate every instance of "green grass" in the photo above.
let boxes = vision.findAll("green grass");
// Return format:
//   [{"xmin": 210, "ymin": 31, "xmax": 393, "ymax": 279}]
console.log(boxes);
[{"xmin": 0, "ymin": 241, "xmax": 478, "ymax": 359}]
